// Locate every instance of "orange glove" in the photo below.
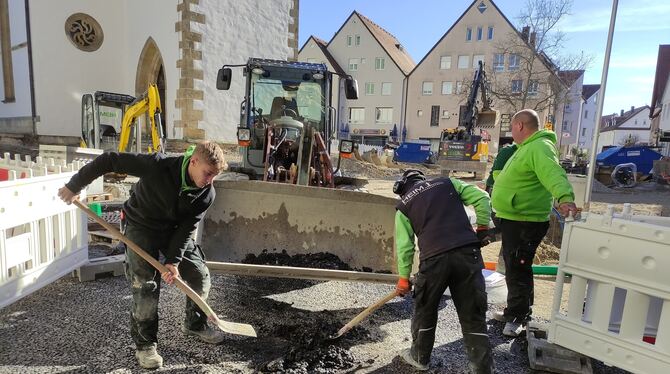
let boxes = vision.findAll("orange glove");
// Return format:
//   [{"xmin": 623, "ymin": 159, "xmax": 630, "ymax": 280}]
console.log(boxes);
[{"xmin": 396, "ymin": 277, "xmax": 411, "ymax": 296}]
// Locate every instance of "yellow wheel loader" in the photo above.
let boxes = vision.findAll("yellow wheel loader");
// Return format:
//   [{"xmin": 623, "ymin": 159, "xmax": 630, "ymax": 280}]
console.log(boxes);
[
  {"xmin": 199, "ymin": 58, "xmax": 400, "ymax": 282},
  {"xmin": 81, "ymin": 84, "xmax": 165, "ymax": 154}
]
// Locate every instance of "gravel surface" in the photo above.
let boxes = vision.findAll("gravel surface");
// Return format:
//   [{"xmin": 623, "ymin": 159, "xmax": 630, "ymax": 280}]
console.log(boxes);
[{"xmin": 0, "ymin": 273, "xmax": 629, "ymax": 373}]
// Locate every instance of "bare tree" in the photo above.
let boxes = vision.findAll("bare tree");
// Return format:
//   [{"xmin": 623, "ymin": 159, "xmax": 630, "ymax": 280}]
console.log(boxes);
[{"xmin": 485, "ymin": 0, "xmax": 592, "ymax": 115}]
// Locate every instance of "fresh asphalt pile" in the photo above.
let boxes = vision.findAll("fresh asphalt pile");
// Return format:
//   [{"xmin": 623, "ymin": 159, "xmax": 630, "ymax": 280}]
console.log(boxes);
[{"xmin": 0, "ymin": 271, "xmax": 629, "ymax": 373}]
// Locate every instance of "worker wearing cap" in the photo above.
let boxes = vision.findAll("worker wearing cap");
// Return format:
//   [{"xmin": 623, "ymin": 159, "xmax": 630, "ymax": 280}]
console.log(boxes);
[{"xmin": 393, "ymin": 169, "xmax": 494, "ymax": 373}]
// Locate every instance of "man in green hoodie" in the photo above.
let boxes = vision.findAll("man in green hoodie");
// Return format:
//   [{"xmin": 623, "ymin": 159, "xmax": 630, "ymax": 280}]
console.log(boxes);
[
  {"xmin": 491, "ymin": 109, "xmax": 578, "ymax": 337},
  {"xmin": 58, "ymin": 141, "xmax": 227, "ymax": 369}
]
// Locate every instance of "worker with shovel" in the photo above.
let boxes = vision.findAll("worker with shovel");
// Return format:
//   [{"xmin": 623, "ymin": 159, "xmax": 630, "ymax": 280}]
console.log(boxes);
[
  {"xmin": 393, "ymin": 169, "xmax": 495, "ymax": 373},
  {"xmin": 58, "ymin": 141, "xmax": 227, "ymax": 369}
]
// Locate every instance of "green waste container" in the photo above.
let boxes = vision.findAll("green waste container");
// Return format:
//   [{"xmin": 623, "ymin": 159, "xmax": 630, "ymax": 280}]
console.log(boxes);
[{"xmin": 88, "ymin": 202, "xmax": 102, "ymax": 217}]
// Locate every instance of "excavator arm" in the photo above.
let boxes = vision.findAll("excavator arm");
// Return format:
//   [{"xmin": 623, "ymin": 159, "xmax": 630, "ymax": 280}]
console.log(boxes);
[{"xmin": 118, "ymin": 84, "xmax": 165, "ymax": 153}]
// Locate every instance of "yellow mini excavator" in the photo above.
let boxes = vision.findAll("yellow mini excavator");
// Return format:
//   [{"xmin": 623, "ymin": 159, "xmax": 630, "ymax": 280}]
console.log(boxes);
[{"xmin": 81, "ymin": 84, "xmax": 165, "ymax": 153}]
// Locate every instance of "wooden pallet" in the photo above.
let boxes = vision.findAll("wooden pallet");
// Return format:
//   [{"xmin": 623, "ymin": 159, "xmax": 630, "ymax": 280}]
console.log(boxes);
[{"xmin": 85, "ymin": 193, "xmax": 113, "ymax": 202}]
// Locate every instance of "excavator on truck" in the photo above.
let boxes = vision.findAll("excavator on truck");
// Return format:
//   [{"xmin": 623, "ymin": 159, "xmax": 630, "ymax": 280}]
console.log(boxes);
[
  {"xmin": 437, "ymin": 61, "xmax": 499, "ymax": 178},
  {"xmin": 198, "ymin": 58, "xmax": 400, "ymax": 282},
  {"xmin": 80, "ymin": 83, "xmax": 165, "ymax": 154}
]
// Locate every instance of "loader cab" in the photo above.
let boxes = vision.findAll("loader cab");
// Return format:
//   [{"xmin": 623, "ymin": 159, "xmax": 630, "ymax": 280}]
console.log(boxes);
[{"xmin": 218, "ymin": 58, "xmax": 358, "ymax": 182}]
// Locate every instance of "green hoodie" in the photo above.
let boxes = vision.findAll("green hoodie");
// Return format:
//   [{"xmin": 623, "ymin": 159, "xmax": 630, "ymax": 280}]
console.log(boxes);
[{"xmin": 491, "ymin": 130, "xmax": 574, "ymax": 222}]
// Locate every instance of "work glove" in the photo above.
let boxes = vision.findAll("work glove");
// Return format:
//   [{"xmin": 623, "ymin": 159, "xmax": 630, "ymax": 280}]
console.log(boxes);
[
  {"xmin": 395, "ymin": 277, "xmax": 411, "ymax": 296},
  {"xmin": 476, "ymin": 225, "xmax": 496, "ymax": 247}
]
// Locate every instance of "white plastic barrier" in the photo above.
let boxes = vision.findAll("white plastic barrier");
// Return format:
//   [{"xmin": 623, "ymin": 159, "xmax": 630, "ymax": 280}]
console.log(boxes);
[
  {"xmin": 0, "ymin": 152, "xmax": 83, "ymax": 181},
  {"xmin": 0, "ymin": 169, "xmax": 88, "ymax": 309},
  {"xmin": 549, "ymin": 207, "xmax": 670, "ymax": 374}
]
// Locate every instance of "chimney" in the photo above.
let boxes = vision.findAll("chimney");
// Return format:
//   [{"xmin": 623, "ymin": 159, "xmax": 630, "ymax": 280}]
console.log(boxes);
[
  {"xmin": 630, "ymin": 105, "xmax": 635, "ymax": 112},
  {"xmin": 521, "ymin": 26, "xmax": 530, "ymax": 42},
  {"xmin": 620, "ymin": 109, "xmax": 624, "ymax": 116},
  {"xmin": 530, "ymin": 32, "xmax": 537, "ymax": 48}
]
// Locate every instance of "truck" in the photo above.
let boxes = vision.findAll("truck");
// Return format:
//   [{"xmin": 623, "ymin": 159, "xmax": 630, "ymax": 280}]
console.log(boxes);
[
  {"xmin": 437, "ymin": 61, "xmax": 498, "ymax": 178},
  {"xmin": 199, "ymin": 58, "xmax": 400, "ymax": 281}
]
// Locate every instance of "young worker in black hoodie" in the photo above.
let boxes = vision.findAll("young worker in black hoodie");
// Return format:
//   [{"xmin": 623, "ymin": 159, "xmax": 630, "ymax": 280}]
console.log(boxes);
[{"xmin": 58, "ymin": 141, "xmax": 226, "ymax": 369}]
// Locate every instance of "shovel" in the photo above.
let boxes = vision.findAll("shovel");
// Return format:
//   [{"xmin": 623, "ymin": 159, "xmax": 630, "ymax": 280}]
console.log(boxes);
[
  {"xmin": 331, "ymin": 290, "xmax": 398, "ymax": 339},
  {"xmin": 73, "ymin": 200, "xmax": 257, "ymax": 338}
]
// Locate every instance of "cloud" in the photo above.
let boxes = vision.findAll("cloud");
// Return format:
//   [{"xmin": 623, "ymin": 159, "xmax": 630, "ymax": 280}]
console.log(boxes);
[
  {"xmin": 609, "ymin": 55, "xmax": 659, "ymax": 69},
  {"xmin": 559, "ymin": 1, "xmax": 670, "ymax": 33}
]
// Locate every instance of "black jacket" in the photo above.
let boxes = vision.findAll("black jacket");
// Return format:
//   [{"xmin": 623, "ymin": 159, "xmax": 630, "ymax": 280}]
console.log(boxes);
[{"xmin": 66, "ymin": 152, "xmax": 214, "ymax": 264}]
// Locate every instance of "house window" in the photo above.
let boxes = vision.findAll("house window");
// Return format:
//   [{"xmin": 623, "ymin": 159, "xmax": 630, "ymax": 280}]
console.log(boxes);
[
  {"xmin": 477, "ymin": 26, "xmax": 483, "ymax": 41},
  {"xmin": 349, "ymin": 108, "xmax": 365, "ymax": 124},
  {"xmin": 528, "ymin": 80, "xmax": 539, "ymax": 96},
  {"xmin": 584, "ymin": 110, "xmax": 588, "ymax": 119},
  {"xmin": 422, "ymin": 82, "xmax": 433, "ymax": 95},
  {"xmin": 365, "ymin": 82, "xmax": 375, "ymax": 95},
  {"xmin": 355, "ymin": 35, "xmax": 361, "ymax": 45},
  {"xmin": 430, "ymin": 105, "xmax": 440, "ymax": 127},
  {"xmin": 456, "ymin": 81, "xmax": 463, "ymax": 94},
  {"xmin": 348, "ymin": 58, "xmax": 359, "ymax": 71},
  {"xmin": 347, "ymin": 35, "xmax": 352, "ymax": 46},
  {"xmin": 511, "ymin": 79, "xmax": 523, "ymax": 93},
  {"xmin": 473, "ymin": 55, "xmax": 485, "ymax": 68},
  {"xmin": 458, "ymin": 55, "xmax": 470, "ymax": 69},
  {"xmin": 466, "ymin": 27, "xmax": 472, "ymax": 41},
  {"xmin": 581, "ymin": 128, "xmax": 587, "ymax": 137},
  {"xmin": 509, "ymin": 54, "xmax": 520, "ymax": 71},
  {"xmin": 440, "ymin": 56, "xmax": 451, "ymax": 69},
  {"xmin": 375, "ymin": 57, "xmax": 385, "ymax": 70},
  {"xmin": 441, "ymin": 81, "xmax": 453, "ymax": 95},
  {"xmin": 488, "ymin": 26, "xmax": 494, "ymax": 40},
  {"xmin": 493, "ymin": 54, "xmax": 505, "ymax": 72},
  {"xmin": 376, "ymin": 107, "xmax": 393, "ymax": 124},
  {"xmin": 562, "ymin": 121, "xmax": 570, "ymax": 131},
  {"xmin": 381, "ymin": 82, "xmax": 392, "ymax": 95}
]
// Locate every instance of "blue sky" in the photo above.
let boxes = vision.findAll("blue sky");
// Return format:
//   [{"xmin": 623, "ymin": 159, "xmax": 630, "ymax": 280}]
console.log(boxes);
[{"xmin": 299, "ymin": 0, "xmax": 670, "ymax": 116}]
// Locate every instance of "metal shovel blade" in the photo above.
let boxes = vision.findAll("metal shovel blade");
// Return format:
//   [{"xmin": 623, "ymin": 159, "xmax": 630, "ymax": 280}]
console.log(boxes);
[{"xmin": 213, "ymin": 316, "xmax": 257, "ymax": 337}]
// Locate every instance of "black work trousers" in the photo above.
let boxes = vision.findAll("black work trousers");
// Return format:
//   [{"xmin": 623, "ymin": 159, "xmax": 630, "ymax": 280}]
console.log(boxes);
[
  {"xmin": 410, "ymin": 245, "xmax": 493, "ymax": 374},
  {"xmin": 123, "ymin": 222, "xmax": 211, "ymax": 350},
  {"xmin": 499, "ymin": 218, "xmax": 550, "ymax": 323}
]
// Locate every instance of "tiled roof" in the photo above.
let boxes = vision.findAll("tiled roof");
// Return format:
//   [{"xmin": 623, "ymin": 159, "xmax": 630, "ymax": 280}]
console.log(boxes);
[
  {"xmin": 354, "ymin": 11, "xmax": 416, "ymax": 76},
  {"xmin": 558, "ymin": 70, "xmax": 584, "ymax": 87},
  {"xmin": 582, "ymin": 84, "xmax": 600, "ymax": 101},
  {"xmin": 312, "ymin": 36, "xmax": 344, "ymax": 74},
  {"xmin": 600, "ymin": 105, "xmax": 650, "ymax": 131}
]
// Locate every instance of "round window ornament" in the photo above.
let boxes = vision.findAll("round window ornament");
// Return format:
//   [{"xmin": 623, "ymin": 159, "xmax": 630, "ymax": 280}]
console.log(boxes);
[{"xmin": 65, "ymin": 13, "xmax": 104, "ymax": 52}]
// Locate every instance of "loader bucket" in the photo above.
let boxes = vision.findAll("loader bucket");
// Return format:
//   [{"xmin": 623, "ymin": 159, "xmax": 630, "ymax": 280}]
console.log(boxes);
[
  {"xmin": 476, "ymin": 110, "xmax": 498, "ymax": 128},
  {"xmin": 199, "ymin": 180, "xmax": 398, "ymax": 274}
]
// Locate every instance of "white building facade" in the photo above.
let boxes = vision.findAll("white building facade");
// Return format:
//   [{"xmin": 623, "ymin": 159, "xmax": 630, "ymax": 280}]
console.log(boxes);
[
  {"xmin": 0, "ymin": 0, "xmax": 298, "ymax": 144},
  {"xmin": 597, "ymin": 106, "xmax": 652, "ymax": 152},
  {"xmin": 325, "ymin": 11, "xmax": 414, "ymax": 146}
]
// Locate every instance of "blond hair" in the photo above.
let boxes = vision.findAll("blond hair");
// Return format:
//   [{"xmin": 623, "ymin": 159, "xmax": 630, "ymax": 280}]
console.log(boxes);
[{"xmin": 194, "ymin": 141, "xmax": 227, "ymax": 171}]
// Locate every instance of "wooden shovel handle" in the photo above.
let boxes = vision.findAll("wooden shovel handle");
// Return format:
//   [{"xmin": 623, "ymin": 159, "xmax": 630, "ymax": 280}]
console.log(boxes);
[
  {"xmin": 336, "ymin": 290, "xmax": 398, "ymax": 337},
  {"xmin": 73, "ymin": 200, "xmax": 218, "ymax": 320}
]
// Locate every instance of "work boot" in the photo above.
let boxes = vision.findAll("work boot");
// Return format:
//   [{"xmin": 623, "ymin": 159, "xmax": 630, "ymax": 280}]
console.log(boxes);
[
  {"xmin": 135, "ymin": 346, "xmax": 163, "ymax": 369},
  {"xmin": 182, "ymin": 324, "xmax": 226, "ymax": 344},
  {"xmin": 503, "ymin": 321, "xmax": 525, "ymax": 337},
  {"xmin": 400, "ymin": 348, "xmax": 429, "ymax": 371}
]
